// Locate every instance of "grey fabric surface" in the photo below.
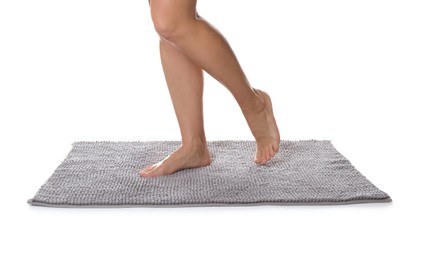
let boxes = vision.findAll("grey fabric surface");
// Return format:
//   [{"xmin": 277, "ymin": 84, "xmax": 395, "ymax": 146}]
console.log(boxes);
[{"xmin": 27, "ymin": 140, "xmax": 391, "ymax": 207}]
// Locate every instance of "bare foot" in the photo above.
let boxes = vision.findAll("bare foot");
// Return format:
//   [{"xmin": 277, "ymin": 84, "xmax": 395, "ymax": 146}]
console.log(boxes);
[
  {"xmin": 244, "ymin": 88, "xmax": 281, "ymax": 164},
  {"xmin": 139, "ymin": 144, "xmax": 211, "ymax": 177}
]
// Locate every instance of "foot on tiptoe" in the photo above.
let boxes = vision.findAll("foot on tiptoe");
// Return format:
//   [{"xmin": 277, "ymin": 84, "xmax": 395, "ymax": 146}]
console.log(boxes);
[{"xmin": 244, "ymin": 88, "xmax": 281, "ymax": 164}]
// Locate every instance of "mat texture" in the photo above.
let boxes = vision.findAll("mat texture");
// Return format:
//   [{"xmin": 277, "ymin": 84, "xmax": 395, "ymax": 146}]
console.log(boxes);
[{"xmin": 27, "ymin": 140, "xmax": 391, "ymax": 207}]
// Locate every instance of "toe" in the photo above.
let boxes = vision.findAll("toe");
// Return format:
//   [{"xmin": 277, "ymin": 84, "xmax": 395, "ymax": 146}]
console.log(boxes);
[
  {"xmin": 259, "ymin": 149, "xmax": 265, "ymax": 162},
  {"xmin": 269, "ymin": 146, "xmax": 275, "ymax": 158},
  {"xmin": 140, "ymin": 167, "xmax": 159, "ymax": 177},
  {"xmin": 140, "ymin": 164, "xmax": 160, "ymax": 177},
  {"xmin": 139, "ymin": 170, "xmax": 151, "ymax": 177},
  {"xmin": 265, "ymin": 148, "xmax": 271, "ymax": 161},
  {"xmin": 273, "ymin": 143, "xmax": 279, "ymax": 153},
  {"xmin": 141, "ymin": 162, "xmax": 171, "ymax": 177},
  {"xmin": 255, "ymin": 147, "xmax": 263, "ymax": 164},
  {"xmin": 139, "ymin": 165, "xmax": 154, "ymax": 175},
  {"xmin": 260, "ymin": 149, "xmax": 268, "ymax": 164}
]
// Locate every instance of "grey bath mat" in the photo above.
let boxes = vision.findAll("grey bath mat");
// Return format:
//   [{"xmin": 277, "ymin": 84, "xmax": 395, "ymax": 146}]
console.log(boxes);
[{"xmin": 27, "ymin": 140, "xmax": 391, "ymax": 208}]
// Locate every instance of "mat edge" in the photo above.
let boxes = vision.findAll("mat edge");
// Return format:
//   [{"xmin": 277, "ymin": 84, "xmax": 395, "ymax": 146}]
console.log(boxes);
[
  {"xmin": 27, "ymin": 197, "xmax": 392, "ymax": 208},
  {"xmin": 70, "ymin": 139, "xmax": 332, "ymax": 145}
]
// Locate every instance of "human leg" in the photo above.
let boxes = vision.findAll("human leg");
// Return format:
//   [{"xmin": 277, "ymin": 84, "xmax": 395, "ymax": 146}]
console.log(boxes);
[{"xmin": 139, "ymin": 36, "xmax": 212, "ymax": 177}]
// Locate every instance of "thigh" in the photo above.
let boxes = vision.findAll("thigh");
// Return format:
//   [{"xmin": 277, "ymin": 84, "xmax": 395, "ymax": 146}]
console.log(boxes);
[{"xmin": 149, "ymin": 0, "xmax": 198, "ymax": 22}]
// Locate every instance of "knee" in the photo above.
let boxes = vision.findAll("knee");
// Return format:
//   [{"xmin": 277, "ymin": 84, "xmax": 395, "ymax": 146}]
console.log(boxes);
[
  {"xmin": 151, "ymin": 12, "xmax": 195, "ymax": 42},
  {"xmin": 152, "ymin": 17, "xmax": 178, "ymax": 40}
]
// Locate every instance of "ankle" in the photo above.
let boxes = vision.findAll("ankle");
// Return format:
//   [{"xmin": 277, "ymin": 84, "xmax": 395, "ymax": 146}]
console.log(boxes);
[
  {"xmin": 181, "ymin": 137, "xmax": 208, "ymax": 150},
  {"xmin": 242, "ymin": 90, "xmax": 266, "ymax": 115}
]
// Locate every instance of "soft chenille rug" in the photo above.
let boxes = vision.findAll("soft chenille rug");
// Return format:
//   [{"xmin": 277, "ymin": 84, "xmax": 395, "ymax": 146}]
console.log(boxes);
[{"xmin": 27, "ymin": 140, "xmax": 391, "ymax": 208}]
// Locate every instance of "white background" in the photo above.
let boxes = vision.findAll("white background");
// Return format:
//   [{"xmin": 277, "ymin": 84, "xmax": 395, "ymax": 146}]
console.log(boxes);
[{"xmin": 1, "ymin": 0, "xmax": 420, "ymax": 259}]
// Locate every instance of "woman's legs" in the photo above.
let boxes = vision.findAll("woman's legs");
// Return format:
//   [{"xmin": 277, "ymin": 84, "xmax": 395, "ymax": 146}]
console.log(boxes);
[{"xmin": 141, "ymin": 0, "xmax": 280, "ymax": 177}]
